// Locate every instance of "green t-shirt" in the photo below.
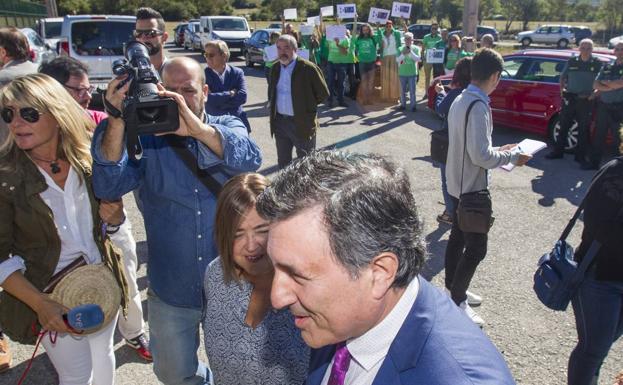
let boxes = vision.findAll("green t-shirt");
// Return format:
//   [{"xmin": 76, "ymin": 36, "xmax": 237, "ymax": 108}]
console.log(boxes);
[
  {"xmin": 353, "ymin": 36, "xmax": 377, "ymax": 63},
  {"xmin": 397, "ymin": 45, "xmax": 421, "ymax": 77},
  {"xmin": 445, "ymin": 49, "xmax": 469, "ymax": 70},
  {"xmin": 327, "ymin": 37, "xmax": 352, "ymax": 64},
  {"xmin": 423, "ymin": 33, "xmax": 443, "ymax": 50}
]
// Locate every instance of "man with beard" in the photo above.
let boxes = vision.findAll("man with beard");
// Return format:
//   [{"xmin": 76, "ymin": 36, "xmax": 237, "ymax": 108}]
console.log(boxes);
[
  {"xmin": 269, "ymin": 34, "xmax": 329, "ymax": 169},
  {"xmin": 134, "ymin": 7, "xmax": 168, "ymax": 74},
  {"xmin": 92, "ymin": 57, "xmax": 262, "ymax": 384}
]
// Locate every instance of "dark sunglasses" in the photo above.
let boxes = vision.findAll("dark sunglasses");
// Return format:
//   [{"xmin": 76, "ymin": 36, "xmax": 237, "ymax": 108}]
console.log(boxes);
[
  {"xmin": 1, "ymin": 107, "xmax": 44, "ymax": 124},
  {"xmin": 133, "ymin": 29, "xmax": 163, "ymax": 38}
]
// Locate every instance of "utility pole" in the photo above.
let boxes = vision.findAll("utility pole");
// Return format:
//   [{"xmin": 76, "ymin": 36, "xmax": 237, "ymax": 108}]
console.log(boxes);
[
  {"xmin": 45, "ymin": 0, "xmax": 59, "ymax": 17},
  {"xmin": 463, "ymin": 0, "xmax": 478, "ymax": 51}
]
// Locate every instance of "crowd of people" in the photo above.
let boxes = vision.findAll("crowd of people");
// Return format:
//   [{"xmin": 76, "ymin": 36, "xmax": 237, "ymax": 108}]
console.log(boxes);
[{"xmin": 0, "ymin": 6, "xmax": 622, "ymax": 385}]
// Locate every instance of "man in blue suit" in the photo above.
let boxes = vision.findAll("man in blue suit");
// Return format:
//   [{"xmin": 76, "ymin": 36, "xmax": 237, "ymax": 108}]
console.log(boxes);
[{"xmin": 256, "ymin": 150, "xmax": 515, "ymax": 385}]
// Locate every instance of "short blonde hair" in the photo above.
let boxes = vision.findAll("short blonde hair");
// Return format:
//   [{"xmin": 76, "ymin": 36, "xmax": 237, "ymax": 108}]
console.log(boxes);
[
  {"xmin": 204, "ymin": 40, "xmax": 230, "ymax": 61},
  {"xmin": 0, "ymin": 74, "xmax": 94, "ymax": 177}
]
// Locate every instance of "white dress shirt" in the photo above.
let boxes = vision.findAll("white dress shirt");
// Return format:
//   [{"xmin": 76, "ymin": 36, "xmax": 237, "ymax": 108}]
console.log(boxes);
[
  {"xmin": 320, "ymin": 277, "xmax": 420, "ymax": 385},
  {"xmin": 0, "ymin": 166, "xmax": 102, "ymax": 285},
  {"xmin": 383, "ymin": 34, "xmax": 398, "ymax": 57}
]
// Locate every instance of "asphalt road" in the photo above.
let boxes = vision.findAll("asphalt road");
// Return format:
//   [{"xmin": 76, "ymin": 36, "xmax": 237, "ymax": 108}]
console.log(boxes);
[{"xmin": 2, "ymin": 42, "xmax": 622, "ymax": 385}]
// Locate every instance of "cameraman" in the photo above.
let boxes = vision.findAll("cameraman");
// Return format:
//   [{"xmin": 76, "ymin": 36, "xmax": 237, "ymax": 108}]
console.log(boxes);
[{"xmin": 91, "ymin": 56, "xmax": 262, "ymax": 385}]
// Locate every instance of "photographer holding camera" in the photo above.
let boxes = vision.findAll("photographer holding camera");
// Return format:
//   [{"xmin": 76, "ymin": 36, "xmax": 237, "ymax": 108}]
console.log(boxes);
[{"xmin": 91, "ymin": 55, "xmax": 262, "ymax": 385}]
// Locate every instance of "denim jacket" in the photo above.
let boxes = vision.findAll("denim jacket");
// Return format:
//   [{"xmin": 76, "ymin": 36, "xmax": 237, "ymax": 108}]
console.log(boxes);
[{"xmin": 91, "ymin": 114, "xmax": 262, "ymax": 309}]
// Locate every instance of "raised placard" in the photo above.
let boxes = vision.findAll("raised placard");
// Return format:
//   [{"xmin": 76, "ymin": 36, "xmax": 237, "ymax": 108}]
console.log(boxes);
[
  {"xmin": 284, "ymin": 8, "xmax": 298, "ymax": 20},
  {"xmin": 391, "ymin": 2, "xmax": 412, "ymax": 19},
  {"xmin": 337, "ymin": 4, "xmax": 357, "ymax": 19},
  {"xmin": 368, "ymin": 7, "xmax": 390, "ymax": 24}
]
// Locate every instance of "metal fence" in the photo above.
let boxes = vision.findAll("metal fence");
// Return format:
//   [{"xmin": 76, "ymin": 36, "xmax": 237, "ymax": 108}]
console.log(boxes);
[{"xmin": 0, "ymin": 0, "xmax": 46, "ymax": 28}]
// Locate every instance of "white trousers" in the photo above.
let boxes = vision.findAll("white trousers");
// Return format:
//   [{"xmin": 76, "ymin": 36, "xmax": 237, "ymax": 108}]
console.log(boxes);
[
  {"xmin": 110, "ymin": 218, "xmax": 145, "ymax": 340},
  {"xmin": 42, "ymin": 315, "xmax": 118, "ymax": 385}
]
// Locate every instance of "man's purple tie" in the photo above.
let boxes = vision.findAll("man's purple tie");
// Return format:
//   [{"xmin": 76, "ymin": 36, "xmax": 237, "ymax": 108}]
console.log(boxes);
[{"xmin": 328, "ymin": 342, "xmax": 351, "ymax": 385}]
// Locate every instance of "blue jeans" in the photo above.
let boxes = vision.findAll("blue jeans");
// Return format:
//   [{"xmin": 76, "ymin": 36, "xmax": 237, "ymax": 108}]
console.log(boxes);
[
  {"xmin": 439, "ymin": 163, "xmax": 455, "ymax": 214},
  {"xmin": 399, "ymin": 75, "xmax": 416, "ymax": 108},
  {"xmin": 327, "ymin": 62, "xmax": 347, "ymax": 103},
  {"xmin": 568, "ymin": 278, "xmax": 623, "ymax": 385},
  {"xmin": 148, "ymin": 291, "xmax": 211, "ymax": 385}
]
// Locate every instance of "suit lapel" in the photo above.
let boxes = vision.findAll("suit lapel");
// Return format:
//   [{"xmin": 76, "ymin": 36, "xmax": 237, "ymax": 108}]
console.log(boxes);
[{"xmin": 305, "ymin": 345, "xmax": 336, "ymax": 385}]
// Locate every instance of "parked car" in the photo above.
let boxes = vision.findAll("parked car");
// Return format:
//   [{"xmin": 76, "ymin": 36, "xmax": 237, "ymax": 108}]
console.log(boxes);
[
  {"xmin": 242, "ymin": 28, "xmax": 280, "ymax": 67},
  {"xmin": 427, "ymin": 49, "xmax": 615, "ymax": 150},
  {"xmin": 184, "ymin": 21, "xmax": 202, "ymax": 51},
  {"xmin": 448, "ymin": 26, "xmax": 499, "ymax": 41},
  {"xmin": 569, "ymin": 26, "xmax": 592, "ymax": 44},
  {"xmin": 21, "ymin": 27, "xmax": 57, "ymax": 65},
  {"xmin": 516, "ymin": 25, "xmax": 576, "ymax": 48},
  {"xmin": 199, "ymin": 16, "xmax": 251, "ymax": 56},
  {"xmin": 267, "ymin": 23, "xmax": 282, "ymax": 29},
  {"xmin": 173, "ymin": 22, "xmax": 188, "ymax": 47},
  {"xmin": 609, "ymin": 34, "xmax": 623, "ymax": 49},
  {"xmin": 35, "ymin": 17, "xmax": 63, "ymax": 51},
  {"xmin": 343, "ymin": 22, "xmax": 368, "ymax": 33},
  {"xmin": 407, "ymin": 24, "xmax": 432, "ymax": 40},
  {"xmin": 58, "ymin": 15, "xmax": 136, "ymax": 108}
]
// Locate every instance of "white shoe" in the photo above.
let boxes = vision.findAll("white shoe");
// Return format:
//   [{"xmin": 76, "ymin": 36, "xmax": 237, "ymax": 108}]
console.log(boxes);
[
  {"xmin": 466, "ymin": 290, "xmax": 482, "ymax": 306},
  {"xmin": 460, "ymin": 301, "xmax": 485, "ymax": 327}
]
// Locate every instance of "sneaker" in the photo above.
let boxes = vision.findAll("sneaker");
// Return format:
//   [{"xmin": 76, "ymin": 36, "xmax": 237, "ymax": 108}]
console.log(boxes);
[
  {"xmin": 466, "ymin": 290, "xmax": 482, "ymax": 306},
  {"xmin": 436, "ymin": 211, "xmax": 453, "ymax": 225},
  {"xmin": 460, "ymin": 301, "xmax": 484, "ymax": 327},
  {"xmin": 0, "ymin": 332, "xmax": 12, "ymax": 373},
  {"xmin": 126, "ymin": 334, "xmax": 153, "ymax": 362}
]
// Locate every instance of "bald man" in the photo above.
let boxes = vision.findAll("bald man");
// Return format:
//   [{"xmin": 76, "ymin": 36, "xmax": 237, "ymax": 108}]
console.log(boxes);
[{"xmin": 92, "ymin": 57, "xmax": 262, "ymax": 385}]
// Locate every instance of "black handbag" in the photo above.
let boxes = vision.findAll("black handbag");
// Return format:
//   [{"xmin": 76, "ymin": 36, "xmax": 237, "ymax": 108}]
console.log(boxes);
[
  {"xmin": 430, "ymin": 127, "xmax": 448, "ymax": 164},
  {"xmin": 457, "ymin": 99, "xmax": 494, "ymax": 234}
]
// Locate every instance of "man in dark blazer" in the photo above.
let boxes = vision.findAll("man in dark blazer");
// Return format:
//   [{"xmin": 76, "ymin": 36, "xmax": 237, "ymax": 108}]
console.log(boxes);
[
  {"xmin": 269, "ymin": 34, "xmax": 329, "ymax": 169},
  {"xmin": 256, "ymin": 150, "xmax": 516, "ymax": 385}
]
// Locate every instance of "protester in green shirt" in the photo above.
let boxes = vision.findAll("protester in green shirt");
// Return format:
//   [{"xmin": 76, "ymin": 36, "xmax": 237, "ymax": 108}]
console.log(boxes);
[
  {"xmin": 396, "ymin": 32, "xmax": 421, "ymax": 111},
  {"xmin": 352, "ymin": 23, "xmax": 378, "ymax": 105},
  {"xmin": 444, "ymin": 34, "xmax": 470, "ymax": 72},
  {"xmin": 326, "ymin": 33, "xmax": 351, "ymax": 108},
  {"xmin": 422, "ymin": 23, "xmax": 443, "ymax": 98}
]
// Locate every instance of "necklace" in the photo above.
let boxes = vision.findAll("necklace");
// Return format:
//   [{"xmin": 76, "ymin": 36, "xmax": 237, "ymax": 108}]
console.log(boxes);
[{"xmin": 29, "ymin": 153, "xmax": 61, "ymax": 174}]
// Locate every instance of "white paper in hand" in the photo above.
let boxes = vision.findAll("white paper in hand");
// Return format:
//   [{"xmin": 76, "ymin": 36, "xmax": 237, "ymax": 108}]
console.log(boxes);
[
  {"xmin": 300, "ymin": 24, "xmax": 314, "ymax": 36},
  {"xmin": 500, "ymin": 139, "xmax": 547, "ymax": 171},
  {"xmin": 326, "ymin": 25, "xmax": 347, "ymax": 40},
  {"xmin": 368, "ymin": 8, "xmax": 391, "ymax": 24},
  {"xmin": 321, "ymin": 6, "xmax": 334, "ymax": 17},
  {"xmin": 284, "ymin": 8, "xmax": 298, "ymax": 20},
  {"xmin": 391, "ymin": 2, "xmax": 412, "ymax": 19},
  {"xmin": 426, "ymin": 48, "xmax": 445, "ymax": 64},
  {"xmin": 307, "ymin": 16, "xmax": 320, "ymax": 26},
  {"xmin": 337, "ymin": 4, "xmax": 357, "ymax": 19},
  {"xmin": 264, "ymin": 44, "xmax": 278, "ymax": 62}
]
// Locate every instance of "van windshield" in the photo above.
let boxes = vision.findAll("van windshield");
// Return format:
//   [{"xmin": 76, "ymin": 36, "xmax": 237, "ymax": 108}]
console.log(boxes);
[
  {"xmin": 72, "ymin": 21, "xmax": 134, "ymax": 56},
  {"xmin": 212, "ymin": 19, "xmax": 247, "ymax": 31},
  {"xmin": 45, "ymin": 21, "xmax": 62, "ymax": 38}
]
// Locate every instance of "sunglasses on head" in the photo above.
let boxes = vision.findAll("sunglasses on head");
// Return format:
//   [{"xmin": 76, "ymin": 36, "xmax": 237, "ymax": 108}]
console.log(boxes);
[
  {"xmin": 133, "ymin": 29, "xmax": 163, "ymax": 38},
  {"xmin": 1, "ymin": 107, "xmax": 44, "ymax": 124}
]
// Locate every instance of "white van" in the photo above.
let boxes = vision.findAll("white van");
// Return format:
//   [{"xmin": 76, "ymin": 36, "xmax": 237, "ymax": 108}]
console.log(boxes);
[
  {"xmin": 35, "ymin": 17, "xmax": 63, "ymax": 51},
  {"xmin": 58, "ymin": 15, "xmax": 136, "ymax": 90},
  {"xmin": 200, "ymin": 16, "xmax": 251, "ymax": 56}
]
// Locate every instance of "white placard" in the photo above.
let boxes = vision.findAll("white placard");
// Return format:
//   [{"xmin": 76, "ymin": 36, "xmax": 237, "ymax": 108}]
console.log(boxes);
[
  {"xmin": 391, "ymin": 2, "xmax": 412, "ymax": 19},
  {"xmin": 300, "ymin": 24, "xmax": 314, "ymax": 36},
  {"xmin": 368, "ymin": 7, "xmax": 390, "ymax": 24},
  {"xmin": 501, "ymin": 139, "xmax": 546, "ymax": 171},
  {"xmin": 326, "ymin": 25, "xmax": 347, "ymax": 40},
  {"xmin": 298, "ymin": 49, "xmax": 310, "ymax": 60},
  {"xmin": 264, "ymin": 44, "xmax": 278, "ymax": 62},
  {"xmin": 337, "ymin": 4, "xmax": 357, "ymax": 19},
  {"xmin": 284, "ymin": 8, "xmax": 298, "ymax": 20},
  {"xmin": 320, "ymin": 6, "xmax": 334, "ymax": 17},
  {"xmin": 426, "ymin": 48, "xmax": 445, "ymax": 64},
  {"xmin": 307, "ymin": 16, "xmax": 320, "ymax": 26}
]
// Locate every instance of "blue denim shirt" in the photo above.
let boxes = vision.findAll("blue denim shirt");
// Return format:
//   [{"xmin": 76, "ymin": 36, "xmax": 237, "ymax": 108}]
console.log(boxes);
[
  {"xmin": 91, "ymin": 114, "xmax": 262, "ymax": 309},
  {"xmin": 276, "ymin": 56, "xmax": 297, "ymax": 116}
]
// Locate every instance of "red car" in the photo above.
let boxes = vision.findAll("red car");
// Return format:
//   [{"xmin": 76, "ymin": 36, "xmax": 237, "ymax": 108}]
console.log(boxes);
[{"xmin": 427, "ymin": 49, "xmax": 616, "ymax": 150}]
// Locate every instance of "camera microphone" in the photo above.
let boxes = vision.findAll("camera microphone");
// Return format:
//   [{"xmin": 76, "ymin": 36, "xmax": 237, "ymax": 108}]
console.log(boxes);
[{"xmin": 63, "ymin": 304, "xmax": 105, "ymax": 333}]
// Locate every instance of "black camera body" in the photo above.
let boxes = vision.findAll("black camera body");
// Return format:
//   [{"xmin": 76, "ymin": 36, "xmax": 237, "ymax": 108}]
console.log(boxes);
[{"xmin": 113, "ymin": 41, "xmax": 179, "ymax": 136}]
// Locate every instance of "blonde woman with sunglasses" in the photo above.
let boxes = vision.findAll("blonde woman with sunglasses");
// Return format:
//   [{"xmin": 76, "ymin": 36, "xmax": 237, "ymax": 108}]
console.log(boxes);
[{"xmin": 0, "ymin": 73, "xmax": 127, "ymax": 385}]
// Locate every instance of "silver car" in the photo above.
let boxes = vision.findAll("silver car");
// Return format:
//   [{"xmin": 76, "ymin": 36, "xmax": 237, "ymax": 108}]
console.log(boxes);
[
  {"xmin": 516, "ymin": 25, "xmax": 575, "ymax": 48},
  {"xmin": 20, "ymin": 28, "xmax": 57, "ymax": 65}
]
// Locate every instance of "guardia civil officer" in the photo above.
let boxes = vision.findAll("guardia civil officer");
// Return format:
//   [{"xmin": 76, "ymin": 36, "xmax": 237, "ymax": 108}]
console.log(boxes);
[
  {"xmin": 546, "ymin": 39, "xmax": 601, "ymax": 164},
  {"xmin": 584, "ymin": 41, "xmax": 623, "ymax": 170}
]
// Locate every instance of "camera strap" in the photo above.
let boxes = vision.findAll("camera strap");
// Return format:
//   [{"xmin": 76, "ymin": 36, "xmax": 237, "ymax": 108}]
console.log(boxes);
[
  {"xmin": 99, "ymin": 89, "xmax": 122, "ymax": 119},
  {"xmin": 165, "ymin": 136, "xmax": 222, "ymax": 197}
]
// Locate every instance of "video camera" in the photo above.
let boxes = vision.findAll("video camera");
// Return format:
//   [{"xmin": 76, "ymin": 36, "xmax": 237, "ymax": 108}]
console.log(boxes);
[{"xmin": 112, "ymin": 41, "xmax": 179, "ymax": 158}]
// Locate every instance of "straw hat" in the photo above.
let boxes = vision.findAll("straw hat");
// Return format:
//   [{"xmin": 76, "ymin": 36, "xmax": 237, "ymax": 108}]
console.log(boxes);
[{"xmin": 49, "ymin": 264, "xmax": 121, "ymax": 334}]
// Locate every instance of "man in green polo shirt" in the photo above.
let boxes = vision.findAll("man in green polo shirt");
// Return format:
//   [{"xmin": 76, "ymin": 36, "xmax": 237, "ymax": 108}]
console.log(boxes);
[
  {"xmin": 396, "ymin": 32, "xmax": 421, "ymax": 111},
  {"xmin": 546, "ymin": 39, "xmax": 602, "ymax": 164},
  {"xmin": 585, "ymin": 41, "xmax": 623, "ymax": 169},
  {"xmin": 422, "ymin": 23, "xmax": 442, "ymax": 98}
]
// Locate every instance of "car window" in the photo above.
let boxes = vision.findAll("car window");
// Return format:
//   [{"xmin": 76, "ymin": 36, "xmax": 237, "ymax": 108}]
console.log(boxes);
[
  {"xmin": 536, "ymin": 27, "xmax": 547, "ymax": 34},
  {"xmin": 259, "ymin": 31, "xmax": 268, "ymax": 42},
  {"xmin": 29, "ymin": 31, "xmax": 45, "ymax": 47},
  {"xmin": 191, "ymin": 23, "xmax": 201, "ymax": 33},
  {"xmin": 45, "ymin": 21, "xmax": 62, "ymax": 38},
  {"xmin": 212, "ymin": 19, "xmax": 247, "ymax": 31},
  {"xmin": 501, "ymin": 58, "xmax": 528, "ymax": 79},
  {"xmin": 549, "ymin": 26, "xmax": 561, "ymax": 34},
  {"xmin": 71, "ymin": 21, "xmax": 134, "ymax": 56},
  {"xmin": 520, "ymin": 59, "xmax": 564, "ymax": 83}
]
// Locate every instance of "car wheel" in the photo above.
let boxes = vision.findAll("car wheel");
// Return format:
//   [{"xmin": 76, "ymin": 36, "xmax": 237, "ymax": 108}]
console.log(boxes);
[
  {"xmin": 557, "ymin": 39, "xmax": 569, "ymax": 49},
  {"xmin": 521, "ymin": 38, "xmax": 531, "ymax": 47},
  {"xmin": 245, "ymin": 51, "xmax": 254, "ymax": 67},
  {"xmin": 549, "ymin": 115, "xmax": 578, "ymax": 152}
]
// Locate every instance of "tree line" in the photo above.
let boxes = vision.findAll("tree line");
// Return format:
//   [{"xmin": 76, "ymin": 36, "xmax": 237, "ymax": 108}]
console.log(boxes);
[{"xmin": 56, "ymin": 0, "xmax": 623, "ymax": 34}]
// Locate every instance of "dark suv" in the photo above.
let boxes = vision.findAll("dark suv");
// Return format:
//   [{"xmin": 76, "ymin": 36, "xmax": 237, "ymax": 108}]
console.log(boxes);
[{"xmin": 407, "ymin": 24, "xmax": 431, "ymax": 39}]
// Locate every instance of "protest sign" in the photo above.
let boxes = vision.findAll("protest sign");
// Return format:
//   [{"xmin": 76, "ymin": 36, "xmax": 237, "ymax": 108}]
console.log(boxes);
[
  {"xmin": 326, "ymin": 24, "xmax": 347, "ymax": 40},
  {"xmin": 337, "ymin": 4, "xmax": 357, "ymax": 19},
  {"xmin": 320, "ymin": 6, "xmax": 334, "ymax": 17},
  {"xmin": 300, "ymin": 24, "xmax": 314, "ymax": 36},
  {"xmin": 307, "ymin": 16, "xmax": 320, "ymax": 26},
  {"xmin": 368, "ymin": 7, "xmax": 390, "ymax": 24},
  {"xmin": 426, "ymin": 48, "xmax": 445, "ymax": 64},
  {"xmin": 264, "ymin": 44, "xmax": 278, "ymax": 62},
  {"xmin": 284, "ymin": 8, "xmax": 298, "ymax": 20},
  {"xmin": 391, "ymin": 2, "xmax": 412, "ymax": 19}
]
